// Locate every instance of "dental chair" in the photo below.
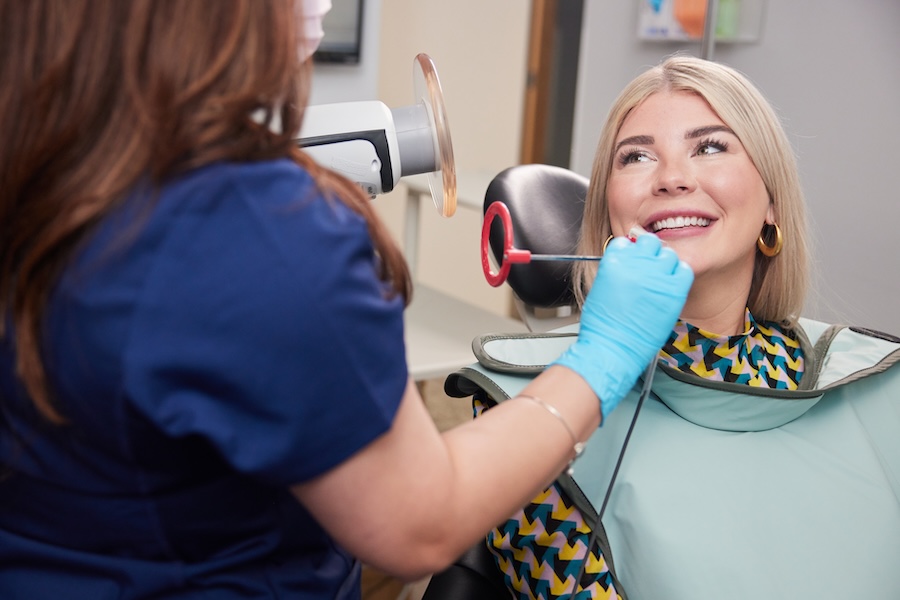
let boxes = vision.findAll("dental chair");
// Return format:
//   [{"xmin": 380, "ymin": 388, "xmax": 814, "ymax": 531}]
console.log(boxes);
[
  {"xmin": 482, "ymin": 163, "xmax": 590, "ymax": 332},
  {"xmin": 421, "ymin": 163, "xmax": 590, "ymax": 599}
]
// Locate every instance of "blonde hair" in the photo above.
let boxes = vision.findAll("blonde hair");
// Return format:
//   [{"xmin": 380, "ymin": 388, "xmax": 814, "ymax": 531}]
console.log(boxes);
[{"xmin": 574, "ymin": 55, "xmax": 809, "ymax": 326}]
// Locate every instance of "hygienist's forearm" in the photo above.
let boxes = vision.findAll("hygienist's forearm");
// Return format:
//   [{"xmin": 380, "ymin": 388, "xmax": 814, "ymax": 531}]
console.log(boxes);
[
  {"xmin": 293, "ymin": 368, "xmax": 600, "ymax": 580},
  {"xmin": 436, "ymin": 365, "xmax": 601, "ymax": 538}
]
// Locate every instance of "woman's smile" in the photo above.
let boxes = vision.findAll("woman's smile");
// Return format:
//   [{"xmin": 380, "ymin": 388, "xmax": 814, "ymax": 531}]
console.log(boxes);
[{"xmin": 607, "ymin": 90, "xmax": 772, "ymax": 287}]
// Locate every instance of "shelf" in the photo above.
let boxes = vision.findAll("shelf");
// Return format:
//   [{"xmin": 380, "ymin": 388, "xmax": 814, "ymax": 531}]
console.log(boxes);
[
  {"xmin": 637, "ymin": 0, "xmax": 765, "ymax": 43},
  {"xmin": 405, "ymin": 284, "xmax": 526, "ymax": 381}
]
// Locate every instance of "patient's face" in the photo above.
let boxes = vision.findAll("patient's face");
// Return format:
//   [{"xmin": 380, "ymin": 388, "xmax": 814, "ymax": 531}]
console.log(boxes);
[{"xmin": 606, "ymin": 90, "xmax": 771, "ymax": 290}]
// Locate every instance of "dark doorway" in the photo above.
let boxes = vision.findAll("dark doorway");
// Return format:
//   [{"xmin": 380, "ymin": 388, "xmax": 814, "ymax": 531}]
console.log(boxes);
[{"xmin": 520, "ymin": 0, "xmax": 584, "ymax": 168}]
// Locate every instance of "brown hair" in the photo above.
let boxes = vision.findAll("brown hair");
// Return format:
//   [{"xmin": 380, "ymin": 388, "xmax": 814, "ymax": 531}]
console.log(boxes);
[{"xmin": 0, "ymin": 0, "xmax": 410, "ymax": 422}]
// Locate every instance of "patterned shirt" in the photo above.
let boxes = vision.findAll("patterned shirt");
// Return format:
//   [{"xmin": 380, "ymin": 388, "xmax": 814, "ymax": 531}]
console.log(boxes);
[
  {"xmin": 479, "ymin": 311, "xmax": 804, "ymax": 599},
  {"xmin": 659, "ymin": 310, "xmax": 804, "ymax": 387}
]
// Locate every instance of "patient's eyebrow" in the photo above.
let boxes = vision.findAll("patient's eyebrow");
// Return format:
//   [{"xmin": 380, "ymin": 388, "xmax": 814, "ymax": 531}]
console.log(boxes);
[
  {"xmin": 686, "ymin": 125, "xmax": 735, "ymax": 139},
  {"xmin": 614, "ymin": 126, "xmax": 736, "ymax": 152},
  {"xmin": 614, "ymin": 135, "xmax": 654, "ymax": 152}
]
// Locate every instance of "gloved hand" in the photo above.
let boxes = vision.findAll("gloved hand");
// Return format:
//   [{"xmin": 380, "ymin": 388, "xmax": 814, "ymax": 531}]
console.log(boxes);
[{"xmin": 552, "ymin": 233, "xmax": 693, "ymax": 419}]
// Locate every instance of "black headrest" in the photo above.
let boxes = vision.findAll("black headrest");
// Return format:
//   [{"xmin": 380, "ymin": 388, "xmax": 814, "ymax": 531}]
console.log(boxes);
[{"xmin": 483, "ymin": 164, "xmax": 589, "ymax": 308}]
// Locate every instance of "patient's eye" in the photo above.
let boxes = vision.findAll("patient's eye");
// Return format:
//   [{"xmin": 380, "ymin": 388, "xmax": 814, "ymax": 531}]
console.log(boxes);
[
  {"xmin": 618, "ymin": 149, "xmax": 651, "ymax": 166},
  {"xmin": 695, "ymin": 137, "xmax": 729, "ymax": 156}
]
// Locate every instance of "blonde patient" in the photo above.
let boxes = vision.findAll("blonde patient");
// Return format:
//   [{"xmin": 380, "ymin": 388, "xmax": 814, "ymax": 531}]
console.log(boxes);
[{"xmin": 427, "ymin": 55, "xmax": 900, "ymax": 600}]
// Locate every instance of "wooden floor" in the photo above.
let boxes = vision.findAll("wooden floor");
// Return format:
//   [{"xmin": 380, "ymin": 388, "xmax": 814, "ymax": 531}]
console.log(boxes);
[{"xmin": 361, "ymin": 566, "xmax": 430, "ymax": 600}]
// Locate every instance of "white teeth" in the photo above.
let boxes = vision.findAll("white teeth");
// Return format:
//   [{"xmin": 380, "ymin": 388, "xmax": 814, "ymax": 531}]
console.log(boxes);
[{"xmin": 652, "ymin": 216, "xmax": 710, "ymax": 232}]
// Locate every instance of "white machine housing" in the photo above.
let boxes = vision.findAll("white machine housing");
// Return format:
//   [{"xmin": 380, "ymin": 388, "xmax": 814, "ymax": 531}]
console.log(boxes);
[
  {"xmin": 298, "ymin": 101, "xmax": 435, "ymax": 197},
  {"xmin": 295, "ymin": 54, "xmax": 456, "ymax": 217}
]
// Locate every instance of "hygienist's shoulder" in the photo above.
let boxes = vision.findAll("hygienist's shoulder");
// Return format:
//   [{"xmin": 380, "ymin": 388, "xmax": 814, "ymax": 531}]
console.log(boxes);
[
  {"xmin": 165, "ymin": 158, "xmax": 314, "ymax": 202},
  {"xmin": 144, "ymin": 159, "xmax": 376, "ymax": 287},
  {"xmin": 162, "ymin": 158, "xmax": 363, "ymax": 226}
]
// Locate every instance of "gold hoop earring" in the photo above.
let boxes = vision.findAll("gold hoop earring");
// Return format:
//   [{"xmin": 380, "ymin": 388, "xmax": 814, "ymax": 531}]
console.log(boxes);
[
  {"xmin": 601, "ymin": 235, "xmax": 614, "ymax": 255},
  {"xmin": 757, "ymin": 223, "xmax": 783, "ymax": 257}
]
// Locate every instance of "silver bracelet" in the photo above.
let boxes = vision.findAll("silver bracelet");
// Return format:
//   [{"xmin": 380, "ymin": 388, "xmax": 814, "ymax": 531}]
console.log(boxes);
[{"xmin": 519, "ymin": 395, "xmax": 585, "ymax": 475}]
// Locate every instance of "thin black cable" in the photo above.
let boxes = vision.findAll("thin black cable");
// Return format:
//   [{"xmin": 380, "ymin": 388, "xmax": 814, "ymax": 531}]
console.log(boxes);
[{"xmin": 570, "ymin": 361, "xmax": 656, "ymax": 598}]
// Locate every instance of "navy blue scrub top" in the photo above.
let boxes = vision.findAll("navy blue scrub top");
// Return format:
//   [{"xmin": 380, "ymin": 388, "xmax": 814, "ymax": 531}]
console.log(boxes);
[{"xmin": 0, "ymin": 159, "xmax": 408, "ymax": 598}]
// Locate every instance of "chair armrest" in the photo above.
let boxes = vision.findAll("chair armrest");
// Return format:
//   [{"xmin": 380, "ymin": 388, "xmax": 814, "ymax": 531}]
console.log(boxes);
[{"xmin": 421, "ymin": 540, "xmax": 508, "ymax": 600}]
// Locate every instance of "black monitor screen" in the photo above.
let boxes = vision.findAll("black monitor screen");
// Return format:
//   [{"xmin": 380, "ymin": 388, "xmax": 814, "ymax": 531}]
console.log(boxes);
[{"xmin": 314, "ymin": 0, "xmax": 364, "ymax": 64}]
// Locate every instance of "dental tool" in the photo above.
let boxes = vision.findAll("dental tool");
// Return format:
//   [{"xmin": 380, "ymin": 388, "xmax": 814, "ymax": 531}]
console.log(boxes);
[{"xmin": 481, "ymin": 200, "xmax": 647, "ymax": 287}]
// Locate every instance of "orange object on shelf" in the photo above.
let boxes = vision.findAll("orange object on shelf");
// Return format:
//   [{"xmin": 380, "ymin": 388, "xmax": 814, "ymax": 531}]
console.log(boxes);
[{"xmin": 673, "ymin": 0, "xmax": 707, "ymax": 38}]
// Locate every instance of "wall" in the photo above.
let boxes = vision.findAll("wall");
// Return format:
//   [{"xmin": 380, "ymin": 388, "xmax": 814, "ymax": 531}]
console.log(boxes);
[
  {"xmin": 308, "ymin": 0, "xmax": 529, "ymax": 318},
  {"xmin": 571, "ymin": 0, "xmax": 900, "ymax": 334},
  {"xmin": 309, "ymin": 0, "xmax": 382, "ymax": 104},
  {"xmin": 373, "ymin": 0, "xmax": 530, "ymax": 317}
]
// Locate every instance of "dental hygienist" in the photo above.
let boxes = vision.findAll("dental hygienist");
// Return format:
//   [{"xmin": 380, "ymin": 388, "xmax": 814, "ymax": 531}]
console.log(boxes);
[{"xmin": 0, "ymin": 1, "xmax": 691, "ymax": 598}]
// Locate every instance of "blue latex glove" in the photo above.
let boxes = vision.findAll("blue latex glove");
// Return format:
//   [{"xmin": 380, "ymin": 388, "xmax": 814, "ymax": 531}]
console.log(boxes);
[{"xmin": 552, "ymin": 233, "xmax": 693, "ymax": 419}]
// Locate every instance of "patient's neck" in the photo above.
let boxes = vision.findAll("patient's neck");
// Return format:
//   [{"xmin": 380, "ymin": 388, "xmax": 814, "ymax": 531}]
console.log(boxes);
[{"xmin": 679, "ymin": 283, "xmax": 751, "ymax": 337}]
